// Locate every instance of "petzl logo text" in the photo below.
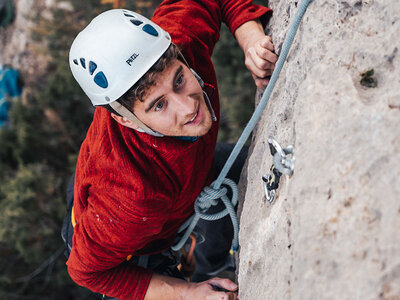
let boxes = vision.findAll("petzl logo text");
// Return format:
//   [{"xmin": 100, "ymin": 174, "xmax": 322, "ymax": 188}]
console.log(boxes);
[{"xmin": 126, "ymin": 53, "xmax": 139, "ymax": 66}]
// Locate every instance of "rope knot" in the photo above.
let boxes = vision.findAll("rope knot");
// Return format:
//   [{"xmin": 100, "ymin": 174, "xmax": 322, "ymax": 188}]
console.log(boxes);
[
  {"xmin": 172, "ymin": 178, "xmax": 239, "ymax": 251},
  {"xmin": 196, "ymin": 185, "xmax": 228, "ymax": 211},
  {"xmin": 193, "ymin": 179, "xmax": 238, "ymax": 221}
]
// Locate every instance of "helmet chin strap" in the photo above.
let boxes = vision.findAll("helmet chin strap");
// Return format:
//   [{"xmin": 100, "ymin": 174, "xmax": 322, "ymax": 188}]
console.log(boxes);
[
  {"xmin": 109, "ymin": 101, "xmax": 163, "ymax": 137},
  {"xmin": 191, "ymin": 68, "xmax": 217, "ymax": 122},
  {"xmin": 177, "ymin": 47, "xmax": 217, "ymax": 122},
  {"xmin": 111, "ymin": 49, "xmax": 217, "ymax": 137}
]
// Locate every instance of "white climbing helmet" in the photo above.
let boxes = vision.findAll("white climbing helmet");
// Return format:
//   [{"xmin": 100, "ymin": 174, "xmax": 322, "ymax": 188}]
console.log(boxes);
[{"xmin": 69, "ymin": 9, "xmax": 171, "ymax": 107}]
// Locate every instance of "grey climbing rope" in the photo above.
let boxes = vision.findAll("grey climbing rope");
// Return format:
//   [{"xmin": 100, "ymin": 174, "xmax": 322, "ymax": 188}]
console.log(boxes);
[{"xmin": 172, "ymin": 0, "xmax": 312, "ymax": 252}]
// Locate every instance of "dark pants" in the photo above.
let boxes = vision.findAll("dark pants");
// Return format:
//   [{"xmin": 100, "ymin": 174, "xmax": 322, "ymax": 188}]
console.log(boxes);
[
  {"xmin": 192, "ymin": 143, "xmax": 248, "ymax": 281},
  {"xmin": 62, "ymin": 143, "xmax": 248, "ymax": 282}
]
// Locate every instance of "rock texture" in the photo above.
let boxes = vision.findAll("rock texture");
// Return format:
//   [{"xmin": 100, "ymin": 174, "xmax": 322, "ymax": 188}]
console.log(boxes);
[
  {"xmin": 238, "ymin": 0, "xmax": 400, "ymax": 299},
  {"xmin": 0, "ymin": 0, "xmax": 60, "ymax": 84}
]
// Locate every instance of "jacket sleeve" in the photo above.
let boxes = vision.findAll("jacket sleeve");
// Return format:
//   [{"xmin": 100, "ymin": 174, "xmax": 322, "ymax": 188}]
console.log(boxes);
[
  {"xmin": 66, "ymin": 178, "xmax": 170, "ymax": 300},
  {"xmin": 152, "ymin": 0, "xmax": 271, "ymax": 62},
  {"xmin": 218, "ymin": 0, "xmax": 272, "ymax": 34}
]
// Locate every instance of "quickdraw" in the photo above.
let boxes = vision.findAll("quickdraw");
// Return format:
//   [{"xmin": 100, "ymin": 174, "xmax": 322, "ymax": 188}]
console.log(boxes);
[{"xmin": 262, "ymin": 137, "xmax": 295, "ymax": 204}]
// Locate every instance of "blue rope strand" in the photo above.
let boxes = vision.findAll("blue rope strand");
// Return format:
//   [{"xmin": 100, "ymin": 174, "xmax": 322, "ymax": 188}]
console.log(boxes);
[{"xmin": 172, "ymin": 0, "xmax": 312, "ymax": 252}]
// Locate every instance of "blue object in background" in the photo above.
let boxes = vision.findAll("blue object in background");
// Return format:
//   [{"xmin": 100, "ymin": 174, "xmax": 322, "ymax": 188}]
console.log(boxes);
[
  {"xmin": 0, "ymin": 0, "xmax": 15, "ymax": 28},
  {"xmin": 0, "ymin": 65, "xmax": 23, "ymax": 127}
]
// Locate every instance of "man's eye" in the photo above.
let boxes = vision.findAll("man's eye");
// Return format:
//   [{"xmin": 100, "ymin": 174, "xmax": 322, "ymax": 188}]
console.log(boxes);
[
  {"xmin": 176, "ymin": 74, "xmax": 183, "ymax": 86},
  {"xmin": 154, "ymin": 100, "xmax": 165, "ymax": 111}
]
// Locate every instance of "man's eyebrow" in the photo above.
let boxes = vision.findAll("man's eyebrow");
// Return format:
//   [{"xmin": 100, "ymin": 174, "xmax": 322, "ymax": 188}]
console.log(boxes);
[
  {"xmin": 145, "ymin": 65, "xmax": 184, "ymax": 113},
  {"xmin": 145, "ymin": 95, "xmax": 163, "ymax": 113}
]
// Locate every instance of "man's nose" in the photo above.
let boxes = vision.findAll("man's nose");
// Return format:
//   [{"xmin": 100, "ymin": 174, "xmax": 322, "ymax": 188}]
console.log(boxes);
[{"xmin": 171, "ymin": 94, "xmax": 196, "ymax": 115}]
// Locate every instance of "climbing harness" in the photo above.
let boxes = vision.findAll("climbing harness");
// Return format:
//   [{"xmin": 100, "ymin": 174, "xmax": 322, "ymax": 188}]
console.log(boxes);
[
  {"xmin": 262, "ymin": 137, "xmax": 295, "ymax": 204},
  {"xmin": 173, "ymin": 0, "xmax": 312, "ymax": 252}
]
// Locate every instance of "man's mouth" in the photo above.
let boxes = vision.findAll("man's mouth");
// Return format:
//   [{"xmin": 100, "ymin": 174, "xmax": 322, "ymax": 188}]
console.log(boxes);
[{"xmin": 185, "ymin": 104, "xmax": 201, "ymax": 125}]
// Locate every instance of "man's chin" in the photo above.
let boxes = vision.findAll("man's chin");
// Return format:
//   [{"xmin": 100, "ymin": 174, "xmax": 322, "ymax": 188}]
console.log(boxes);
[
  {"xmin": 166, "ymin": 122, "xmax": 212, "ymax": 138},
  {"xmin": 188, "ymin": 118, "xmax": 213, "ymax": 137},
  {"xmin": 194, "ymin": 125, "xmax": 212, "ymax": 137},
  {"xmin": 174, "ymin": 127, "xmax": 211, "ymax": 138}
]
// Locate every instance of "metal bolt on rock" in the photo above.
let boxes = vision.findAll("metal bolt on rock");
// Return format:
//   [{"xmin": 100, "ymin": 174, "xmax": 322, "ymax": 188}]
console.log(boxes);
[{"xmin": 262, "ymin": 137, "xmax": 295, "ymax": 204}]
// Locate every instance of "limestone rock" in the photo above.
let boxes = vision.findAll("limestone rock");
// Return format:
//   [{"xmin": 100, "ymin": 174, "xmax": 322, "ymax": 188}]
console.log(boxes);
[
  {"xmin": 238, "ymin": 0, "xmax": 400, "ymax": 299},
  {"xmin": 0, "ymin": 0, "xmax": 54, "ymax": 83}
]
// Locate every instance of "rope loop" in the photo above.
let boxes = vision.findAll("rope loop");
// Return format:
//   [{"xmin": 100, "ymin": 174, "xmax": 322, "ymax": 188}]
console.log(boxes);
[
  {"xmin": 194, "ymin": 179, "xmax": 238, "ymax": 221},
  {"xmin": 197, "ymin": 185, "xmax": 227, "ymax": 210},
  {"xmin": 171, "ymin": 178, "xmax": 239, "ymax": 251}
]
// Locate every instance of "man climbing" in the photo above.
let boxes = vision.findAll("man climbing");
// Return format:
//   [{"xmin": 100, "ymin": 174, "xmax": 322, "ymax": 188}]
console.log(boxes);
[{"xmin": 64, "ymin": 0, "xmax": 277, "ymax": 299}]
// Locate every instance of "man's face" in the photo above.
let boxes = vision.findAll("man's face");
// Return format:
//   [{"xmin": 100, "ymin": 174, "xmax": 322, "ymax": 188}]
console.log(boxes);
[{"xmin": 132, "ymin": 59, "xmax": 213, "ymax": 137}]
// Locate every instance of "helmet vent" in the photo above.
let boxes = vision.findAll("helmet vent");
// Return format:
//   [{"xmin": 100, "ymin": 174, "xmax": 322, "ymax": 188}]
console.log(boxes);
[
  {"xmin": 80, "ymin": 58, "xmax": 86, "ymax": 69},
  {"xmin": 73, "ymin": 57, "xmax": 107, "ymax": 89},
  {"xmin": 94, "ymin": 72, "xmax": 108, "ymax": 89},
  {"xmin": 130, "ymin": 19, "xmax": 143, "ymax": 26},
  {"xmin": 142, "ymin": 24, "xmax": 158, "ymax": 37},
  {"xmin": 122, "ymin": 10, "xmax": 158, "ymax": 37},
  {"xmin": 89, "ymin": 61, "xmax": 97, "ymax": 75}
]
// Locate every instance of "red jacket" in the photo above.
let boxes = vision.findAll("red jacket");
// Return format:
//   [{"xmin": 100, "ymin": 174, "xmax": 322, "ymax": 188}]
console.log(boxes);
[{"xmin": 67, "ymin": 1, "xmax": 271, "ymax": 299}]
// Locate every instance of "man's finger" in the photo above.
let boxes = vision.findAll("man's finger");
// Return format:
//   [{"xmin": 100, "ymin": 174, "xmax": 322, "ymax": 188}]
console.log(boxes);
[
  {"xmin": 250, "ymin": 51, "xmax": 276, "ymax": 72},
  {"xmin": 252, "ymin": 74, "xmax": 270, "ymax": 88},
  {"xmin": 245, "ymin": 55, "xmax": 271, "ymax": 79},
  {"xmin": 208, "ymin": 277, "xmax": 238, "ymax": 292},
  {"xmin": 256, "ymin": 43, "xmax": 278, "ymax": 64},
  {"xmin": 260, "ymin": 35, "xmax": 274, "ymax": 51}
]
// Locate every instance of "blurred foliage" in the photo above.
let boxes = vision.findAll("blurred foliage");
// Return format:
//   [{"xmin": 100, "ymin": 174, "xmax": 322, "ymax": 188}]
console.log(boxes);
[
  {"xmin": 213, "ymin": 24, "xmax": 256, "ymax": 142},
  {"xmin": 0, "ymin": 0, "xmax": 112, "ymax": 299},
  {"xmin": 214, "ymin": 0, "xmax": 268, "ymax": 142},
  {"xmin": 0, "ymin": 164, "xmax": 63, "ymax": 262},
  {"xmin": 0, "ymin": 0, "xmax": 259, "ymax": 298}
]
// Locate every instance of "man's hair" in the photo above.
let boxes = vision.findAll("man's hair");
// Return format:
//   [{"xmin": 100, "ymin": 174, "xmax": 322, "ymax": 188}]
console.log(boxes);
[{"xmin": 102, "ymin": 43, "xmax": 180, "ymax": 115}]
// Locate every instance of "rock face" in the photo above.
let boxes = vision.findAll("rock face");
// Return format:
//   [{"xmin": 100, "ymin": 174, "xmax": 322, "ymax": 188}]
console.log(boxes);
[
  {"xmin": 0, "ymin": 0, "xmax": 57, "ymax": 84},
  {"xmin": 238, "ymin": 0, "xmax": 400, "ymax": 299}
]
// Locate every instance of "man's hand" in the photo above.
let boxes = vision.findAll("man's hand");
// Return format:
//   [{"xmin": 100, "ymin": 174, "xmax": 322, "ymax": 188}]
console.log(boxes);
[
  {"xmin": 244, "ymin": 35, "xmax": 277, "ymax": 88},
  {"xmin": 183, "ymin": 277, "xmax": 238, "ymax": 300},
  {"xmin": 235, "ymin": 20, "xmax": 278, "ymax": 88},
  {"xmin": 144, "ymin": 274, "xmax": 238, "ymax": 300}
]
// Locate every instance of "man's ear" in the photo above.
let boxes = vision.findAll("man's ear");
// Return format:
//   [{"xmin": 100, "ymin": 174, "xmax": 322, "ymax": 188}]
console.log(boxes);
[{"xmin": 110, "ymin": 113, "xmax": 141, "ymax": 131}]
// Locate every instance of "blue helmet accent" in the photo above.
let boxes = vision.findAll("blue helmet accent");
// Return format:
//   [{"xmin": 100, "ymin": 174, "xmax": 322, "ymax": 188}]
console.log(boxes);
[
  {"xmin": 94, "ymin": 71, "xmax": 108, "ymax": 88},
  {"xmin": 142, "ymin": 24, "xmax": 158, "ymax": 37},
  {"xmin": 73, "ymin": 59, "xmax": 79, "ymax": 65},
  {"xmin": 89, "ymin": 61, "xmax": 97, "ymax": 75},
  {"xmin": 80, "ymin": 58, "xmax": 86, "ymax": 69},
  {"xmin": 130, "ymin": 19, "xmax": 143, "ymax": 26}
]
